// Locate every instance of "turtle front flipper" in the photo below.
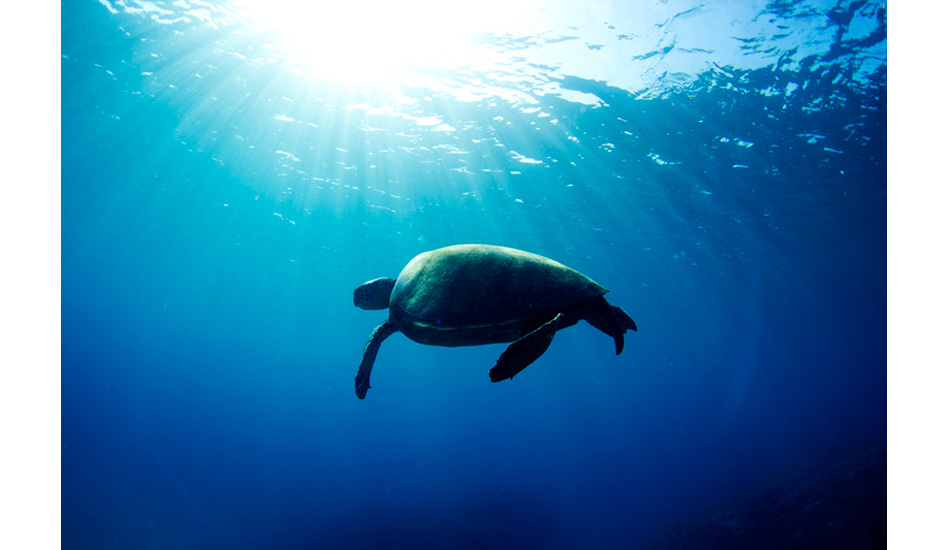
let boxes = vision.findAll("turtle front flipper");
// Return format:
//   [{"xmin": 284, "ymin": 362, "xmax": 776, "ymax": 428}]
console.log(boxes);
[
  {"xmin": 356, "ymin": 320, "xmax": 397, "ymax": 399},
  {"xmin": 490, "ymin": 313, "xmax": 577, "ymax": 382}
]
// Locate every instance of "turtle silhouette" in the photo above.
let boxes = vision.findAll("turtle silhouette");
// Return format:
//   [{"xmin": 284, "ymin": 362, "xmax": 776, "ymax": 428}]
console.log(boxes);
[{"xmin": 352, "ymin": 244, "xmax": 637, "ymax": 399}]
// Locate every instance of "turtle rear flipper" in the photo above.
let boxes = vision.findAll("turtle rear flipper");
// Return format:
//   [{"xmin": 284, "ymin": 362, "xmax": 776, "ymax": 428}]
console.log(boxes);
[
  {"xmin": 582, "ymin": 296, "xmax": 638, "ymax": 354},
  {"xmin": 490, "ymin": 314, "xmax": 576, "ymax": 382},
  {"xmin": 611, "ymin": 306, "xmax": 637, "ymax": 332}
]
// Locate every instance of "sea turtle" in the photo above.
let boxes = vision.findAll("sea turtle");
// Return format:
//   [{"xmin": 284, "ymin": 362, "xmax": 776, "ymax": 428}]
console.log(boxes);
[{"xmin": 352, "ymin": 244, "xmax": 638, "ymax": 399}]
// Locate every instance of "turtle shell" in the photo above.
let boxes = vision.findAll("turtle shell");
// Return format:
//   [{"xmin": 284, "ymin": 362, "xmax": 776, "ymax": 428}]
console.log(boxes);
[{"xmin": 389, "ymin": 244, "xmax": 607, "ymax": 346}]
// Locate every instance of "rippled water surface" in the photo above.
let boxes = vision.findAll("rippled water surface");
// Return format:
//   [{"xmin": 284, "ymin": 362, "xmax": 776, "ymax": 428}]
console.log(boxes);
[{"xmin": 63, "ymin": 1, "xmax": 886, "ymax": 548}]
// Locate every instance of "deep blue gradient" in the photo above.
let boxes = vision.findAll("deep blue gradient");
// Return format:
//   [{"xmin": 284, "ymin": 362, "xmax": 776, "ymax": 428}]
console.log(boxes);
[{"xmin": 62, "ymin": 1, "xmax": 886, "ymax": 548}]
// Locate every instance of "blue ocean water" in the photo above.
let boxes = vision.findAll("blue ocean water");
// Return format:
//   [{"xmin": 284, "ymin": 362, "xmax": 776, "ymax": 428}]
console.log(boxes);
[{"xmin": 61, "ymin": 0, "xmax": 886, "ymax": 548}]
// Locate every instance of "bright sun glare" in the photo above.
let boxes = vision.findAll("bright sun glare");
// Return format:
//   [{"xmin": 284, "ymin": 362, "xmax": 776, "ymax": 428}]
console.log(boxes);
[{"xmin": 234, "ymin": 0, "xmax": 536, "ymax": 85}]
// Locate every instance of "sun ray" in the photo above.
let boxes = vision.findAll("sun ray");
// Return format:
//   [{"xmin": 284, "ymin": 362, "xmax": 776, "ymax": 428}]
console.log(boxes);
[{"xmin": 231, "ymin": 0, "xmax": 534, "ymax": 85}]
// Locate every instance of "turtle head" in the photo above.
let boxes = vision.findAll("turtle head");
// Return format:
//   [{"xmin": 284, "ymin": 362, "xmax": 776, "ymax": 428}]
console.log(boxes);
[{"xmin": 353, "ymin": 277, "xmax": 396, "ymax": 310}]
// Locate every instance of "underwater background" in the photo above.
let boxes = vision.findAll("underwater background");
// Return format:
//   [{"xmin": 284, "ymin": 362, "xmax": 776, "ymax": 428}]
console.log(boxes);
[{"xmin": 61, "ymin": 0, "xmax": 887, "ymax": 548}]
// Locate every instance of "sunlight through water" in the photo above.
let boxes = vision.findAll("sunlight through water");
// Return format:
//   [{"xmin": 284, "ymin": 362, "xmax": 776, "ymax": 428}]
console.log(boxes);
[
  {"xmin": 97, "ymin": 0, "xmax": 886, "ymax": 106},
  {"xmin": 83, "ymin": 0, "xmax": 886, "ymax": 229},
  {"xmin": 232, "ymin": 0, "xmax": 542, "ymax": 86}
]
